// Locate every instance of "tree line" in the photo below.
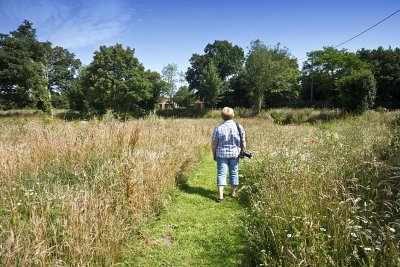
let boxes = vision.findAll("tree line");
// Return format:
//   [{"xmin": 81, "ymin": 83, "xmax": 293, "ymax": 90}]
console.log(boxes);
[{"xmin": 1, "ymin": 20, "xmax": 399, "ymax": 117}]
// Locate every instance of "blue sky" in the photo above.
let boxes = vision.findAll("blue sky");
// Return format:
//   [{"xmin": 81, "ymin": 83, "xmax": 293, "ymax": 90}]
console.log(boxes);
[{"xmin": 1, "ymin": 0, "xmax": 399, "ymax": 73}]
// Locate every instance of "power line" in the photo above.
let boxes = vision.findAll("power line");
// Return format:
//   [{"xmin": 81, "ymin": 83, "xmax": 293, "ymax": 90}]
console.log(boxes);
[
  {"xmin": 298, "ymin": 8, "xmax": 400, "ymax": 61},
  {"xmin": 334, "ymin": 8, "xmax": 400, "ymax": 48}
]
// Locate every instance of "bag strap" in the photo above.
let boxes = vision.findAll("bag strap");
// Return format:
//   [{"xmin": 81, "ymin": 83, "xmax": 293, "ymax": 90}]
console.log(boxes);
[{"xmin": 236, "ymin": 123, "xmax": 244, "ymax": 152}]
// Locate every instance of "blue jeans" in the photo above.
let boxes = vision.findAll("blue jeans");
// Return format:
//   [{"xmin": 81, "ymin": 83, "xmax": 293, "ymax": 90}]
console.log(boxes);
[{"xmin": 216, "ymin": 157, "xmax": 239, "ymax": 186}]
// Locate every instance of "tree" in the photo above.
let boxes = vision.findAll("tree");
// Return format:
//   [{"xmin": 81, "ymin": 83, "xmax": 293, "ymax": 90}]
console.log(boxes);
[
  {"xmin": 44, "ymin": 46, "xmax": 82, "ymax": 108},
  {"xmin": 173, "ymin": 86, "xmax": 196, "ymax": 108},
  {"xmin": 0, "ymin": 20, "xmax": 48, "ymax": 111},
  {"xmin": 0, "ymin": 20, "xmax": 81, "ymax": 113},
  {"xmin": 198, "ymin": 61, "xmax": 225, "ymax": 108},
  {"xmin": 230, "ymin": 71, "xmax": 252, "ymax": 108},
  {"xmin": 358, "ymin": 47, "xmax": 400, "ymax": 108},
  {"xmin": 244, "ymin": 40, "xmax": 299, "ymax": 113},
  {"xmin": 337, "ymin": 69, "xmax": 376, "ymax": 113},
  {"xmin": 76, "ymin": 44, "xmax": 161, "ymax": 117},
  {"xmin": 161, "ymin": 63, "xmax": 179, "ymax": 100},
  {"xmin": 300, "ymin": 47, "xmax": 371, "ymax": 106},
  {"xmin": 142, "ymin": 70, "xmax": 168, "ymax": 111},
  {"xmin": 203, "ymin": 40, "xmax": 244, "ymax": 81},
  {"xmin": 186, "ymin": 40, "xmax": 244, "ymax": 107}
]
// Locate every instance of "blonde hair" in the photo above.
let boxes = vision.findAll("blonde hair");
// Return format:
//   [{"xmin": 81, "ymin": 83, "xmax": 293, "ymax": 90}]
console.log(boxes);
[{"xmin": 221, "ymin": 107, "xmax": 234, "ymax": 120}]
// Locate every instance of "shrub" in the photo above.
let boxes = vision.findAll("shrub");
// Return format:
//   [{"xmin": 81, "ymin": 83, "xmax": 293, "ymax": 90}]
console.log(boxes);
[{"xmin": 338, "ymin": 69, "xmax": 377, "ymax": 113}]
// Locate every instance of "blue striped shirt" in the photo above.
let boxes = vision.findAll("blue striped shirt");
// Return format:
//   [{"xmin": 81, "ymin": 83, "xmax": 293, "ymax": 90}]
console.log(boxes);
[{"xmin": 212, "ymin": 120, "xmax": 245, "ymax": 158}]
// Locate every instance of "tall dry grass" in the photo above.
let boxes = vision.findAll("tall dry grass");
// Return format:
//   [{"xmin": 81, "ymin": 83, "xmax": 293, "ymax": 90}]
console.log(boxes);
[
  {"xmin": 0, "ymin": 117, "xmax": 215, "ymax": 266},
  {"xmin": 240, "ymin": 111, "xmax": 400, "ymax": 266}
]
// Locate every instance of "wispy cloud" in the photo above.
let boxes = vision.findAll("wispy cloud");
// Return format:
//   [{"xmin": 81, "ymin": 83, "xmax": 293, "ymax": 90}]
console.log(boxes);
[{"xmin": 1, "ymin": 0, "xmax": 134, "ymax": 49}]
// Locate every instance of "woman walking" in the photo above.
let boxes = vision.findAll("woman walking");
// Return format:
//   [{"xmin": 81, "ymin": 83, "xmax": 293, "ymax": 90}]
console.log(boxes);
[{"xmin": 211, "ymin": 107, "xmax": 246, "ymax": 202}]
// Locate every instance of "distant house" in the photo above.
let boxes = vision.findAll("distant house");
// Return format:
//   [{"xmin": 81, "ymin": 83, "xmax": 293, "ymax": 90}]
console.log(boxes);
[
  {"xmin": 159, "ymin": 98, "xmax": 177, "ymax": 110},
  {"xmin": 194, "ymin": 99, "xmax": 205, "ymax": 109}
]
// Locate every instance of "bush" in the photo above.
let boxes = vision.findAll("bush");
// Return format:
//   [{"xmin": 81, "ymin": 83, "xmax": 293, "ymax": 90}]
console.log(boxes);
[{"xmin": 338, "ymin": 69, "xmax": 377, "ymax": 113}]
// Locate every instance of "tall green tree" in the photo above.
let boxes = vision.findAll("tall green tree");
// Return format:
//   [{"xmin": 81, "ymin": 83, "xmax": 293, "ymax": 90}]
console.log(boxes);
[
  {"xmin": 358, "ymin": 47, "xmax": 400, "ymax": 108},
  {"xmin": 0, "ymin": 20, "xmax": 48, "ymax": 111},
  {"xmin": 44, "ymin": 45, "xmax": 82, "ymax": 108},
  {"xmin": 244, "ymin": 40, "xmax": 299, "ymax": 113},
  {"xmin": 300, "ymin": 47, "xmax": 373, "ymax": 107},
  {"xmin": 186, "ymin": 40, "xmax": 244, "ymax": 107},
  {"xmin": 0, "ymin": 20, "xmax": 81, "ymax": 113},
  {"xmin": 76, "ymin": 44, "xmax": 163, "ymax": 117},
  {"xmin": 198, "ymin": 60, "xmax": 225, "ymax": 108},
  {"xmin": 203, "ymin": 40, "xmax": 244, "ymax": 81},
  {"xmin": 142, "ymin": 70, "xmax": 168, "ymax": 111}
]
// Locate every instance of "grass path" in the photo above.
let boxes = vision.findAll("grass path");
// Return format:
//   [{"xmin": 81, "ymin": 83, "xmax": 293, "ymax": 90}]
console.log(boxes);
[{"xmin": 122, "ymin": 151, "xmax": 251, "ymax": 266}]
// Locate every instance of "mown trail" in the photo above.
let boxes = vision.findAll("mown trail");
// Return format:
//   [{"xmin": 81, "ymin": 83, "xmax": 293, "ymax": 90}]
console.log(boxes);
[{"xmin": 123, "ymin": 151, "xmax": 251, "ymax": 266}]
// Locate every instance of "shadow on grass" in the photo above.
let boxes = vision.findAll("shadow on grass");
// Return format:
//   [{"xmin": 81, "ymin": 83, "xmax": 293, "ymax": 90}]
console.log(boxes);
[
  {"xmin": 179, "ymin": 184, "xmax": 216, "ymax": 201},
  {"xmin": 0, "ymin": 110, "xmax": 41, "ymax": 118},
  {"xmin": 54, "ymin": 110, "xmax": 84, "ymax": 121}
]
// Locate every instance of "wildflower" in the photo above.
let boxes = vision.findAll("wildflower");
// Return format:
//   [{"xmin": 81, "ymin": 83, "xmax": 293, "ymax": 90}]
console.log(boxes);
[
  {"xmin": 261, "ymin": 249, "xmax": 266, "ymax": 253},
  {"xmin": 364, "ymin": 247, "xmax": 372, "ymax": 251},
  {"xmin": 320, "ymin": 227, "xmax": 326, "ymax": 232},
  {"xmin": 311, "ymin": 139, "xmax": 318, "ymax": 144},
  {"xmin": 389, "ymin": 228, "xmax": 396, "ymax": 233},
  {"xmin": 303, "ymin": 142, "xmax": 307, "ymax": 145},
  {"xmin": 350, "ymin": 232, "xmax": 357, "ymax": 238},
  {"xmin": 287, "ymin": 234, "xmax": 292, "ymax": 238}
]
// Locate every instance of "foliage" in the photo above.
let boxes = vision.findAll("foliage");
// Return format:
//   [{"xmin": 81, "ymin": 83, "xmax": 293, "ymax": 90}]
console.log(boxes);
[
  {"xmin": 300, "ymin": 47, "xmax": 374, "ymax": 108},
  {"xmin": 161, "ymin": 63, "xmax": 179, "ymax": 100},
  {"xmin": 337, "ymin": 68, "xmax": 377, "ymax": 113},
  {"xmin": 75, "ymin": 44, "xmax": 166, "ymax": 117},
  {"xmin": 45, "ymin": 45, "xmax": 82, "ymax": 108},
  {"xmin": 269, "ymin": 108, "xmax": 344, "ymax": 124},
  {"xmin": 244, "ymin": 40, "xmax": 299, "ymax": 113},
  {"xmin": 203, "ymin": 40, "xmax": 245, "ymax": 81},
  {"xmin": 0, "ymin": 20, "xmax": 47, "ymax": 110},
  {"xmin": 197, "ymin": 60, "xmax": 225, "ymax": 108},
  {"xmin": 173, "ymin": 85, "xmax": 196, "ymax": 108},
  {"xmin": 0, "ymin": 21, "xmax": 81, "ymax": 114},
  {"xmin": 186, "ymin": 40, "xmax": 244, "ymax": 107},
  {"xmin": 358, "ymin": 47, "xmax": 400, "ymax": 109}
]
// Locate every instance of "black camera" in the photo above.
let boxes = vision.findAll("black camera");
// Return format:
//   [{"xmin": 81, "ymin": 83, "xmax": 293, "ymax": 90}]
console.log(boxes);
[{"xmin": 240, "ymin": 150, "xmax": 252, "ymax": 158}]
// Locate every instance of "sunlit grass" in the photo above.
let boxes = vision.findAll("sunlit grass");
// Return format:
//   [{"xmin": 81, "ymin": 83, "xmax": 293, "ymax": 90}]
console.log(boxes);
[
  {"xmin": 240, "ymin": 111, "xmax": 400, "ymax": 266},
  {"xmin": 0, "ymin": 116, "xmax": 215, "ymax": 265},
  {"xmin": 1, "ymin": 109, "xmax": 399, "ymax": 265}
]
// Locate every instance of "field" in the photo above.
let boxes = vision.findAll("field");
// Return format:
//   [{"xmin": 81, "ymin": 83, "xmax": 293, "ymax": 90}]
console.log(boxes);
[{"xmin": 1, "ymin": 109, "xmax": 399, "ymax": 266}]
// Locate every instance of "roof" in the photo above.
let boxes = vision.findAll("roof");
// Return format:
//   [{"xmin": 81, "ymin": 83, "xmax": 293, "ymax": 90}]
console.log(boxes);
[{"xmin": 159, "ymin": 98, "xmax": 170, "ymax": 104}]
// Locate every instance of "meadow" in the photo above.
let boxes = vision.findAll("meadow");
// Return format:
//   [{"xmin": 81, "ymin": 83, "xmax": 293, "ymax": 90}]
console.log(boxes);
[
  {"xmin": 0, "ymin": 109, "xmax": 399, "ymax": 266},
  {"xmin": 0, "ymin": 113, "xmax": 214, "ymax": 265},
  {"xmin": 240, "ymin": 110, "xmax": 400, "ymax": 266}
]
